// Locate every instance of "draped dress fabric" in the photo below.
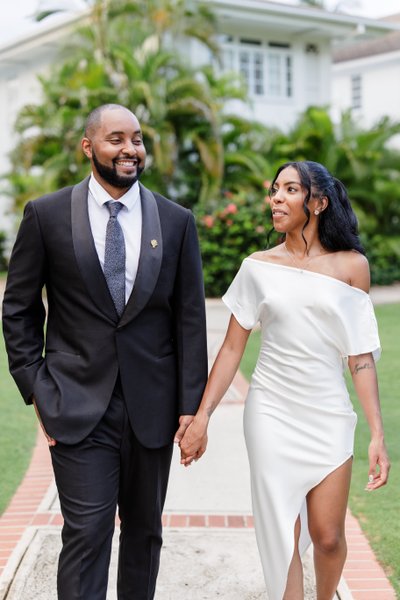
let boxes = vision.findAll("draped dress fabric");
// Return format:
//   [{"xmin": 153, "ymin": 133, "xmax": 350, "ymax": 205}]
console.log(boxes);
[{"xmin": 222, "ymin": 258, "xmax": 381, "ymax": 600}]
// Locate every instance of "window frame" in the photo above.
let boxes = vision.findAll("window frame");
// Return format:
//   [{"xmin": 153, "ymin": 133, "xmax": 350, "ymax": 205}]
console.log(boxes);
[
  {"xmin": 351, "ymin": 74, "xmax": 362, "ymax": 110},
  {"xmin": 219, "ymin": 35, "xmax": 294, "ymax": 102}
]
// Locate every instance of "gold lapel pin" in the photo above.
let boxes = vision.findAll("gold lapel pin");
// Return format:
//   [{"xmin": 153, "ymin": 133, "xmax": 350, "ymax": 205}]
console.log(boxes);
[{"xmin": 150, "ymin": 239, "xmax": 158, "ymax": 248}]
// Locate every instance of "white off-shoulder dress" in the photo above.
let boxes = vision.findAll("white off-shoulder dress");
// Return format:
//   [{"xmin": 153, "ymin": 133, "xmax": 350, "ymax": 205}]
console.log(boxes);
[{"xmin": 222, "ymin": 257, "xmax": 381, "ymax": 600}]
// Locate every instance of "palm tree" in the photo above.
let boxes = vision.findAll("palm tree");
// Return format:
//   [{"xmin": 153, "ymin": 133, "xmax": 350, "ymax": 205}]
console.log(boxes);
[
  {"xmin": 8, "ymin": 0, "xmax": 256, "ymax": 211},
  {"xmin": 298, "ymin": 0, "xmax": 325, "ymax": 7},
  {"xmin": 34, "ymin": 0, "xmax": 88, "ymax": 22},
  {"xmin": 298, "ymin": 0, "xmax": 361, "ymax": 11}
]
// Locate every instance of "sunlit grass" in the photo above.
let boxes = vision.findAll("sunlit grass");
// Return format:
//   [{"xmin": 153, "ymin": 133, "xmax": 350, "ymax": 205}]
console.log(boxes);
[{"xmin": 0, "ymin": 328, "xmax": 37, "ymax": 515}]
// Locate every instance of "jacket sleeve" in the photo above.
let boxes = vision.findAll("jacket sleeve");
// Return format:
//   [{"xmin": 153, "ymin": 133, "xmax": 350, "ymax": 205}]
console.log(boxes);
[
  {"xmin": 2, "ymin": 201, "xmax": 47, "ymax": 404},
  {"xmin": 173, "ymin": 212, "xmax": 208, "ymax": 415}
]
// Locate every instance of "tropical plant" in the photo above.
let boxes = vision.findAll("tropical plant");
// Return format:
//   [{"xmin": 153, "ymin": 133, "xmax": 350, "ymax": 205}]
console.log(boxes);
[
  {"xmin": 298, "ymin": 1, "xmax": 361, "ymax": 11},
  {"xmin": 5, "ymin": 3, "xmax": 400, "ymax": 288},
  {"xmin": 7, "ymin": 0, "xmax": 265, "ymax": 212},
  {"xmin": 298, "ymin": 0, "xmax": 325, "ymax": 7},
  {"xmin": 200, "ymin": 106, "xmax": 400, "ymax": 295},
  {"xmin": 0, "ymin": 232, "xmax": 8, "ymax": 272},
  {"xmin": 273, "ymin": 107, "xmax": 400, "ymax": 285},
  {"xmin": 264, "ymin": 106, "xmax": 400, "ymax": 238},
  {"xmin": 196, "ymin": 186, "xmax": 271, "ymax": 297}
]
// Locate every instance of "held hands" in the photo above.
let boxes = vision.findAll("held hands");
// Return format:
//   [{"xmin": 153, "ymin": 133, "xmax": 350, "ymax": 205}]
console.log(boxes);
[
  {"xmin": 174, "ymin": 414, "xmax": 209, "ymax": 467},
  {"xmin": 365, "ymin": 437, "xmax": 390, "ymax": 491}
]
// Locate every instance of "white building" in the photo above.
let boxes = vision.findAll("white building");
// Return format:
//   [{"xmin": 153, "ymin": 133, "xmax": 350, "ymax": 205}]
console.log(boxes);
[
  {"xmin": 332, "ymin": 14, "xmax": 400, "ymax": 129},
  {"xmin": 0, "ymin": 1, "xmax": 398, "ymax": 240},
  {"xmin": 187, "ymin": 1, "xmax": 400, "ymax": 129}
]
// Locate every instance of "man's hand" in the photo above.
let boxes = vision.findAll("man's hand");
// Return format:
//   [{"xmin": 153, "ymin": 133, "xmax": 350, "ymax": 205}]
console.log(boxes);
[
  {"xmin": 33, "ymin": 398, "xmax": 56, "ymax": 447},
  {"xmin": 178, "ymin": 414, "xmax": 208, "ymax": 467},
  {"xmin": 173, "ymin": 415, "xmax": 195, "ymax": 445}
]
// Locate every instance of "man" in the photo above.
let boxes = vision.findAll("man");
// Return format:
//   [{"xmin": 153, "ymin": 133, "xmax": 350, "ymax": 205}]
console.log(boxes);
[{"xmin": 2, "ymin": 104, "xmax": 208, "ymax": 600}]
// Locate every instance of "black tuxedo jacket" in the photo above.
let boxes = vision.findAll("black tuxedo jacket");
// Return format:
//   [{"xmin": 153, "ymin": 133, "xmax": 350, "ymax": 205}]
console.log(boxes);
[{"xmin": 2, "ymin": 178, "xmax": 208, "ymax": 448}]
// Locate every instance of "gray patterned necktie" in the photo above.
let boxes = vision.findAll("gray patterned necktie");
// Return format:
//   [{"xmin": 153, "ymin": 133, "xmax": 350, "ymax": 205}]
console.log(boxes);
[{"xmin": 104, "ymin": 201, "xmax": 126, "ymax": 317}]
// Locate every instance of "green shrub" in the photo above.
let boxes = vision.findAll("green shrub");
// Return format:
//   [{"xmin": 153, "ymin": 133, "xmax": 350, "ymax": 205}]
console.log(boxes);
[
  {"xmin": 196, "ymin": 187, "xmax": 271, "ymax": 297},
  {"xmin": 197, "ymin": 195, "xmax": 400, "ymax": 297},
  {"xmin": 364, "ymin": 235, "xmax": 400, "ymax": 285}
]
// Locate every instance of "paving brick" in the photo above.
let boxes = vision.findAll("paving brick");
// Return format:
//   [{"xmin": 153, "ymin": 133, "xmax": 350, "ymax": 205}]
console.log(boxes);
[
  {"xmin": 50, "ymin": 514, "xmax": 64, "ymax": 526},
  {"xmin": 207, "ymin": 515, "xmax": 227, "ymax": 527},
  {"xmin": 227, "ymin": 515, "xmax": 246, "ymax": 528},
  {"xmin": 346, "ymin": 578, "xmax": 394, "ymax": 591},
  {"xmin": 351, "ymin": 591, "xmax": 396, "ymax": 600},
  {"xmin": 168, "ymin": 514, "xmax": 189, "ymax": 527},
  {"xmin": 31, "ymin": 514, "xmax": 52, "ymax": 526},
  {"xmin": 188, "ymin": 515, "xmax": 206, "ymax": 527}
]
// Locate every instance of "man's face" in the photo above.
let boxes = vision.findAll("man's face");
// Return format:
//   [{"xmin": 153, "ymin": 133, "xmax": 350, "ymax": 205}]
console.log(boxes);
[{"xmin": 82, "ymin": 108, "xmax": 146, "ymax": 193}]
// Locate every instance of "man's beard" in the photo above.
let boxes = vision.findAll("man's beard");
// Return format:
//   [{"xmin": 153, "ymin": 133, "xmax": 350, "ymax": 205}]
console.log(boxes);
[{"xmin": 92, "ymin": 150, "xmax": 144, "ymax": 188}]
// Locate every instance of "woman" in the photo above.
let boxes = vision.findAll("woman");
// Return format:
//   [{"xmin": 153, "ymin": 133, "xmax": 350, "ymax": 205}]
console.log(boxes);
[{"xmin": 179, "ymin": 161, "xmax": 390, "ymax": 600}]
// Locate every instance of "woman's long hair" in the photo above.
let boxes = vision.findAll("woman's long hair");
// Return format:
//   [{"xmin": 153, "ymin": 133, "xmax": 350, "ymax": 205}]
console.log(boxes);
[{"xmin": 269, "ymin": 160, "xmax": 365, "ymax": 255}]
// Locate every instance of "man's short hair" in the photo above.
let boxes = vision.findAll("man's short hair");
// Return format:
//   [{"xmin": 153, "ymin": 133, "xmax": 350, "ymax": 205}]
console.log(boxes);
[{"xmin": 84, "ymin": 104, "xmax": 133, "ymax": 138}]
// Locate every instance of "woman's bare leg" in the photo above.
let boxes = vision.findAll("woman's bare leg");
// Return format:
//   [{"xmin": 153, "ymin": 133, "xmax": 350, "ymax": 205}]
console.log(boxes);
[{"xmin": 307, "ymin": 458, "xmax": 352, "ymax": 600}]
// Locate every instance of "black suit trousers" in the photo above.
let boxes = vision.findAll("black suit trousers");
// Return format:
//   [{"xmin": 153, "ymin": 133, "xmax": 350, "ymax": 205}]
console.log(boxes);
[{"xmin": 50, "ymin": 381, "xmax": 173, "ymax": 600}]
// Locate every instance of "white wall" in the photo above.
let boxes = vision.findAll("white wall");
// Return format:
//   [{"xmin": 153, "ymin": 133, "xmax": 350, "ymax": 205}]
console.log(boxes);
[
  {"xmin": 187, "ymin": 34, "xmax": 332, "ymax": 130},
  {"xmin": 332, "ymin": 51, "xmax": 400, "ymax": 128},
  {"xmin": 0, "ymin": 65, "xmax": 49, "ymax": 245},
  {"xmin": 0, "ymin": 14, "xmax": 82, "ymax": 247}
]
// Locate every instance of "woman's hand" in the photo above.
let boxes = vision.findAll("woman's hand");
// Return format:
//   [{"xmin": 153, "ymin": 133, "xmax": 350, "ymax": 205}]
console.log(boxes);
[
  {"xmin": 179, "ymin": 414, "xmax": 209, "ymax": 467},
  {"xmin": 176, "ymin": 316, "xmax": 251, "ymax": 467},
  {"xmin": 365, "ymin": 437, "xmax": 390, "ymax": 491}
]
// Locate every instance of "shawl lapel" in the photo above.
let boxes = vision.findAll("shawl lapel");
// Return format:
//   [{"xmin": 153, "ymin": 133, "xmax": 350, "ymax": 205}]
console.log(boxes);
[{"xmin": 118, "ymin": 184, "xmax": 163, "ymax": 328}]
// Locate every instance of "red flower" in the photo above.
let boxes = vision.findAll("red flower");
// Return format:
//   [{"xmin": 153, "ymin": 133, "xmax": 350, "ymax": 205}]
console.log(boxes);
[
  {"xmin": 221, "ymin": 202, "xmax": 238, "ymax": 217},
  {"xmin": 226, "ymin": 202, "xmax": 238, "ymax": 214},
  {"xmin": 203, "ymin": 215, "xmax": 215, "ymax": 228}
]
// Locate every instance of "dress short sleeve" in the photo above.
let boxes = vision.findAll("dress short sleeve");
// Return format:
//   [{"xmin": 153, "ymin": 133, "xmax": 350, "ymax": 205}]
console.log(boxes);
[
  {"xmin": 222, "ymin": 259, "xmax": 261, "ymax": 330},
  {"xmin": 338, "ymin": 291, "xmax": 381, "ymax": 362}
]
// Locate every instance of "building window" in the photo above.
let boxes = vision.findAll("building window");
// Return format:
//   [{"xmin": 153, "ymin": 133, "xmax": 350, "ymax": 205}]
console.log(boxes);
[
  {"xmin": 351, "ymin": 74, "xmax": 362, "ymax": 109},
  {"xmin": 238, "ymin": 49, "xmax": 265, "ymax": 96},
  {"xmin": 286, "ymin": 56, "xmax": 292, "ymax": 97},
  {"xmin": 220, "ymin": 37, "xmax": 293, "ymax": 100}
]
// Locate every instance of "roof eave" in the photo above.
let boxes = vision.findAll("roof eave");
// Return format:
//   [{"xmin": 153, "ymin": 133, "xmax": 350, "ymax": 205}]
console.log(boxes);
[{"xmin": 207, "ymin": 0, "xmax": 400, "ymax": 37}]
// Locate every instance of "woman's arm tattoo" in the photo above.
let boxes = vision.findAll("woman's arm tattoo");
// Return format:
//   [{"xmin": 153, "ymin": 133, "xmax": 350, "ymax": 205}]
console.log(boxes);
[{"xmin": 351, "ymin": 362, "xmax": 373, "ymax": 376}]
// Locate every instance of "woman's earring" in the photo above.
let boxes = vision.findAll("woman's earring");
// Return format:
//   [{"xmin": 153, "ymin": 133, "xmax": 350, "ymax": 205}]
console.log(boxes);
[{"xmin": 314, "ymin": 210, "xmax": 320, "ymax": 216}]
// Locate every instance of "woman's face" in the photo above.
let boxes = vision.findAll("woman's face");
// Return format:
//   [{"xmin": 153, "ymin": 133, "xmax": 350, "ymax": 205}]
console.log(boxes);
[{"xmin": 269, "ymin": 166, "xmax": 310, "ymax": 234}]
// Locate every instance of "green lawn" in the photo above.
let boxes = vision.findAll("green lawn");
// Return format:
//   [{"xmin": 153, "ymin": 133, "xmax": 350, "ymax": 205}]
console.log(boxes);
[
  {"xmin": 240, "ymin": 303, "xmax": 400, "ymax": 597},
  {"xmin": 0, "ymin": 331, "xmax": 37, "ymax": 515}
]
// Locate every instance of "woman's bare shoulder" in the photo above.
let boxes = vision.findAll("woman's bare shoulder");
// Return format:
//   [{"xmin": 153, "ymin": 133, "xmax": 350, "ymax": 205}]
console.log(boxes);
[
  {"xmin": 248, "ymin": 246, "xmax": 284, "ymax": 263},
  {"xmin": 336, "ymin": 250, "xmax": 370, "ymax": 292}
]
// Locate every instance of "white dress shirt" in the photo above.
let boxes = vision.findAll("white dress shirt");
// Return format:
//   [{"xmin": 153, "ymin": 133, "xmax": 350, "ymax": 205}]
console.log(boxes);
[{"xmin": 88, "ymin": 174, "xmax": 142, "ymax": 303}]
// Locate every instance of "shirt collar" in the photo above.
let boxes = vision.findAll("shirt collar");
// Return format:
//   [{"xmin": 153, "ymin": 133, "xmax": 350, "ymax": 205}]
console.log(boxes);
[{"xmin": 89, "ymin": 174, "xmax": 140, "ymax": 212}]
